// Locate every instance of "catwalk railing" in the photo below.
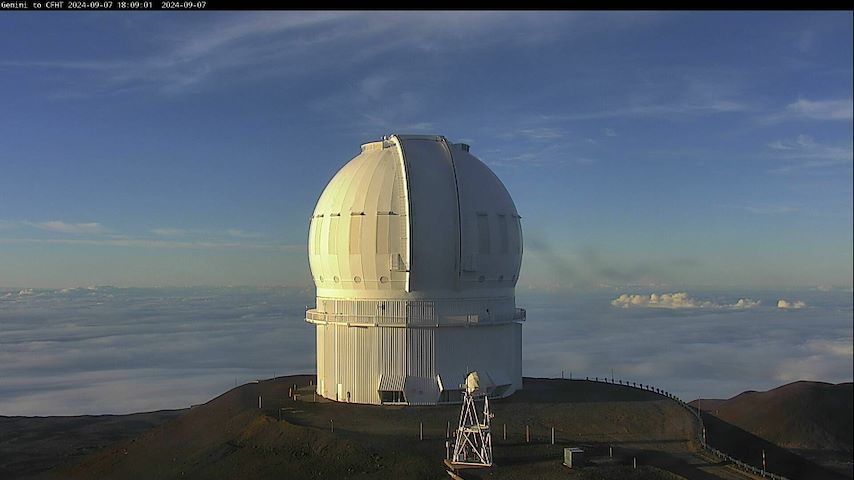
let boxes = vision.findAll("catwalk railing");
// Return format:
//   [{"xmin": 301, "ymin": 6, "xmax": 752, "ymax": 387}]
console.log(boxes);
[
  {"xmin": 583, "ymin": 375, "xmax": 789, "ymax": 480},
  {"xmin": 305, "ymin": 307, "xmax": 526, "ymax": 327}
]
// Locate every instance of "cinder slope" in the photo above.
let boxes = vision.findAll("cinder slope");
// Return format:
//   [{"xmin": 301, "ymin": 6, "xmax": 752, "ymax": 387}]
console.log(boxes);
[
  {"xmin": 0, "ymin": 410, "xmax": 184, "ymax": 479},
  {"xmin": 31, "ymin": 376, "xmax": 745, "ymax": 479}
]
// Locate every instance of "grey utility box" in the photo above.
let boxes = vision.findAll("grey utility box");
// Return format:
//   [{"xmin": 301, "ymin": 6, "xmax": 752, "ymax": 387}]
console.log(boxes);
[{"xmin": 563, "ymin": 447, "xmax": 584, "ymax": 468}]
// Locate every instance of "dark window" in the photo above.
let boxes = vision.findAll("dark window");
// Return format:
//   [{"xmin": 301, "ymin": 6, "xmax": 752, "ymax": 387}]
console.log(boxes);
[
  {"xmin": 439, "ymin": 389, "xmax": 463, "ymax": 403},
  {"xmin": 379, "ymin": 390, "xmax": 406, "ymax": 403}
]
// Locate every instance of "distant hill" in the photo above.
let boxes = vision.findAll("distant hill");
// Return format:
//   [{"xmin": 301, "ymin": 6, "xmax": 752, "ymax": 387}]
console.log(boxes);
[
  {"xmin": 691, "ymin": 381, "xmax": 853, "ymax": 478},
  {"xmin": 691, "ymin": 381, "xmax": 853, "ymax": 453}
]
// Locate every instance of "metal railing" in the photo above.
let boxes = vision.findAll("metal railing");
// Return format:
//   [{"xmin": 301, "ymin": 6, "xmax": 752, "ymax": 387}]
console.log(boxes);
[
  {"xmin": 305, "ymin": 307, "xmax": 525, "ymax": 327},
  {"xmin": 583, "ymin": 375, "xmax": 789, "ymax": 480}
]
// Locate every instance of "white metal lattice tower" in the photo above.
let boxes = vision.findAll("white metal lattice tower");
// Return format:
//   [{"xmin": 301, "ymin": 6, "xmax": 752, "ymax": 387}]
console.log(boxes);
[{"xmin": 451, "ymin": 372, "xmax": 494, "ymax": 466}]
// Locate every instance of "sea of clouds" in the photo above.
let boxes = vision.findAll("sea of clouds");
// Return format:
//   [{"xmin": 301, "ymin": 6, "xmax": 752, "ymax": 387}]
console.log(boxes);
[{"xmin": 0, "ymin": 286, "xmax": 851, "ymax": 416}]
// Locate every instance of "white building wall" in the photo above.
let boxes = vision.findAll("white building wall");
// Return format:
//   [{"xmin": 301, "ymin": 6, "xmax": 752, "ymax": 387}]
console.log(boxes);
[{"xmin": 315, "ymin": 322, "xmax": 522, "ymax": 405}]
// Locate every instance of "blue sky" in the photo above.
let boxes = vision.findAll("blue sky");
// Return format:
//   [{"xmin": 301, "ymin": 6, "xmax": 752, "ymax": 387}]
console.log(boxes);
[{"xmin": 0, "ymin": 11, "xmax": 851, "ymax": 289}]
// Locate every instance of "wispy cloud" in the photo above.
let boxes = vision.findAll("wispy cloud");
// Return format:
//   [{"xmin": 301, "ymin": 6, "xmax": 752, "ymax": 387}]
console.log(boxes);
[
  {"xmin": 795, "ymin": 30, "xmax": 816, "ymax": 53},
  {"xmin": 152, "ymin": 227, "xmax": 263, "ymax": 239},
  {"xmin": 152, "ymin": 228, "xmax": 187, "ymax": 236},
  {"xmin": 741, "ymin": 204, "xmax": 800, "ymax": 215},
  {"xmin": 764, "ymin": 98, "xmax": 853, "ymax": 123},
  {"xmin": 357, "ymin": 72, "xmax": 395, "ymax": 100},
  {"xmin": 611, "ymin": 292, "xmax": 760, "ymax": 310},
  {"xmin": 483, "ymin": 138, "xmax": 601, "ymax": 168},
  {"xmin": 0, "ymin": 13, "xmax": 354, "ymax": 94},
  {"xmin": 6, "ymin": 222, "xmax": 273, "ymax": 249},
  {"xmin": 767, "ymin": 134, "xmax": 850, "ymax": 159},
  {"xmin": 169, "ymin": 13, "xmax": 349, "ymax": 61},
  {"xmin": 1, "ymin": 13, "xmax": 586, "ymax": 95},
  {"xmin": 0, "ymin": 236, "xmax": 302, "ymax": 251},
  {"xmin": 226, "ymin": 229, "xmax": 261, "ymax": 239},
  {"xmin": 486, "ymin": 147, "xmax": 582, "ymax": 168},
  {"xmin": 516, "ymin": 128, "xmax": 565, "ymax": 140},
  {"xmin": 766, "ymin": 134, "xmax": 853, "ymax": 173},
  {"xmin": 540, "ymin": 99, "xmax": 750, "ymax": 122},
  {"xmin": 784, "ymin": 98, "xmax": 853, "ymax": 121},
  {"xmin": 24, "ymin": 220, "xmax": 106, "ymax": 235}
]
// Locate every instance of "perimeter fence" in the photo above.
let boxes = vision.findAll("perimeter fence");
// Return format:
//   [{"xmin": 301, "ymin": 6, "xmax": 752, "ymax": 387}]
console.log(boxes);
[{"xmin": 583, "ymin": 375, "xmax": 788, "ymax": 480}]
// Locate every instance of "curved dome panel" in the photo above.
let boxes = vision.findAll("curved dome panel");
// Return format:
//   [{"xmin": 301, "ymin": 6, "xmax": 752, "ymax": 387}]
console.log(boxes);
[
  {"xmin": 309, "ymin": 143, "xmax": 409, "ymax": 296},
  {"xmin": 398, "ymin": 136, "xmax": 461, "ymax": 293},
  {"xmin": 454, "ymin": 147, "xmax": 523, "ymax": 289},
  {"xmin": 308, "ymin": 135, "xmax": 522, "ymax": 300}
]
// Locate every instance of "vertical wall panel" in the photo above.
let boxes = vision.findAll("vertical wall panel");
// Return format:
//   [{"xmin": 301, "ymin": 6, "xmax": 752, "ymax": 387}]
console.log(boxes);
[
  {"xmin": 328, "ymin": 216, "xmax": 339, "ymax": 254},
  {"xmin": 376, "ymin": 216, "xmax": 390, "ymax": 254},
  {"xmin": 477, "ymin": 214, "xmax": 490, "ymax": 254},
  {"xmin": 349, "ymin": 216, "xmax": 363, "ymax": 254},
  {"xmin": 498, "ymin": 215, "xmax": 509, "ymax": 254},
  {"xmin": 314, "ymin": 322, "xmax": 521, "ymax": 405}
]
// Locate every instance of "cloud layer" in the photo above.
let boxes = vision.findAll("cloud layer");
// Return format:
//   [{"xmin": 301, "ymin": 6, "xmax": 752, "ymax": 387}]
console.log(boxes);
[
  {"xmin": 0, "ymin": 286, "xmax": 315, "ymax": 415},
  {"xmin": 0, "ymin": 287, "xmax": 850, "ymax": 415},
  {"xmin": 525, "ymin": 288, "xmax": 852, "ymax": 403}
]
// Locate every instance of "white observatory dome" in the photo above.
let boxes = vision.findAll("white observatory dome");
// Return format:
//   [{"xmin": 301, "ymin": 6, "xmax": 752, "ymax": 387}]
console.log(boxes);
[
  {"xmin": 309, "ymin": 134, "xmax": 522, "ymax": 299},
  {"xmin": 306, "ymin": 134, "xmax": 525, "ymax": 405}
]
